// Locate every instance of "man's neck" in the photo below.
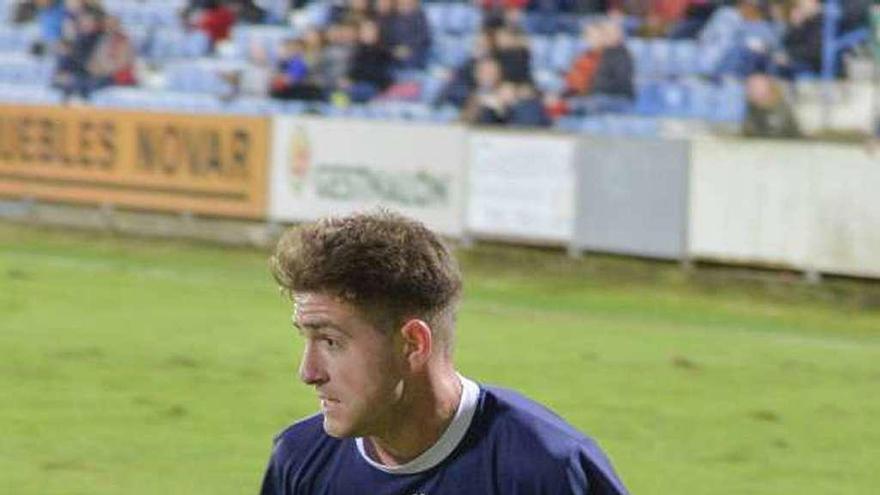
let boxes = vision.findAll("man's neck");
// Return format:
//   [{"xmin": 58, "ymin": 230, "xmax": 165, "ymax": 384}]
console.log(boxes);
[{"xmin": 366, "ymin": 368, "xmax": 463, "ymax": 466}]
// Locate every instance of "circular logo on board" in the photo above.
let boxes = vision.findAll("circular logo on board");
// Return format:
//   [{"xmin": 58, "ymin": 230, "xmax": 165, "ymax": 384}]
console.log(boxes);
[{"xmin": 289, "ymin": 125, "xmax": 311, "ymax": 194}]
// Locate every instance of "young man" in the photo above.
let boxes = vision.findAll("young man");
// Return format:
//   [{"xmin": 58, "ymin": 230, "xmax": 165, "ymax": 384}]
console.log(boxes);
[{"xmin": 261, "ymin": 211, "xmax": 629, "ymax": 494}]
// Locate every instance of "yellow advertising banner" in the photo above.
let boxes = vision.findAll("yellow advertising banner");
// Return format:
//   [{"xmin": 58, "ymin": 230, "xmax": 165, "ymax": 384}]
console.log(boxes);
[{"xmin": 0, "ymin": 105, "xmax": 269, "ymax": 219}]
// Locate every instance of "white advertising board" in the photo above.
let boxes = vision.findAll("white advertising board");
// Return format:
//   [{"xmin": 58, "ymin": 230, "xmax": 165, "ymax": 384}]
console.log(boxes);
[
  {"xmin": 269, "ymin": 117, "xmax": 467, "ymax": 237},
  {"xmin": 690, "ymin": 139, "xmax": 880, "ymax": 278},
  {"xmin": 467, "ymin": 131, "xmax": 577, "ymax": 243}
]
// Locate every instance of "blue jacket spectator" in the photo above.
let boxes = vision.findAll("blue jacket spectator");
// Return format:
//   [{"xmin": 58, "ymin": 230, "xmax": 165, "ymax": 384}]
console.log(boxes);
[
  {"xmin": 494, "ymin": 26, "xmax": 532, "ymax": 84},
  {"xmin": 345, "ymin": 19, "xmax": 393, "ymax": 102},
  {"xmin": 699, "ymin": 0, "xmax": 780, "ymax": 77},
  {"xmin": 270, "ymin": 38, "xmax": 324, "ymax": 100},
  {"xmin": 36, "ymin": 0, "xmax": 66, "ymax": 46},
  {"xmin": 776, "ymin": 0, "xmax": 824, "ymax": 76},
  {"xmin": 386, "ymin": 0, "xmax": 431, "ymax": 69}
]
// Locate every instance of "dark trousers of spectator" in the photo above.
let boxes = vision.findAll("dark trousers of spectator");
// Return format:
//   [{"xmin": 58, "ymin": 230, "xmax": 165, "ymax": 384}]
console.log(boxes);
[
  {"xmin": 270, "ymin": 83, "xmax": 325, "ymax": 101},
  {"xmin": 55, "ymin": 73, "xmax": 113, "ymax": 99},
  {"xmin": 347, "ymin": 82, "xmax": 381, "ymax": 103}
]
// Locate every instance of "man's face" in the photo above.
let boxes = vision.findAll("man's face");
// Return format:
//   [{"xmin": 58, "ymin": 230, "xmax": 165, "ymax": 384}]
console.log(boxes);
[{"xmin": 293, "ymin": 292, "xmax": 404, "ymax": 438}]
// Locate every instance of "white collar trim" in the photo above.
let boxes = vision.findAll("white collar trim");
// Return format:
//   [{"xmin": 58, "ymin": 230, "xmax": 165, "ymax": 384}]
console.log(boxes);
[{"xmin": 355, "ymin": 374, "xmax": 479, "ymax": 475}]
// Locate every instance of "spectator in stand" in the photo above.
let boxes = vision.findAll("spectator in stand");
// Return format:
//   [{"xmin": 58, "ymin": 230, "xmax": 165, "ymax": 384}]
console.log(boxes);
[
  {"xmin": 775, "ymin": 0, "xmax": 824, "ymax": 77},
  {"xmin": 61, "ymin": 0, "xmax": 90, "ymax": 38},
  {"xmin": 332, "ymin": 0, "xmax": 373, "ymax": 25},
  {"xmin": 341, "ymin": 19, "xmax": 393, "ymax": 102},
  {"xmin": 32, "ymin": 0, "xmax": 66, "ymax": 55},
  {"xmin": 608, "ymin": 0, "xmax": 691, "ymax": 37},
  {"xmin": 318, "ymin": 22, "xmax": 357, "ymax": 94},
  {"xmin": 591, "ymin": 21, "xmax": 633, "ymax": 100},
  {"xmin": 86, "ymin": 15, "xmax": 136, "ymax": 89},
  {"xmin": 507, "ymin": 83, "xmax": 551, "ymax": 127},
  {"xmin": 840, "ymin": 0, "xmax": 870, "ymax": 32},
  {"xmin": 462, "ymin": 58, "xmax": 550, "ymax": 127},
  {"xmin": 191, "ymin": 0, "xmax": 236, "ymax": 48},
  {"xmin": 667, "ymin": 0, "xmax": 718, "ymax": 39},
  {"xmin": 375, "ymin": 0, "xmax": 396, "ymax": 44},
  {"xmin": 14, "ymin": 0, "xmax": 39, "ymax": 23},
  {"xmin": 270, "ymin": 38, "xmax": 325, "ymax": 100},
  {"xmin": 742, "ymin": 73, "xmax": 801, "ymax": 138},
  {"xmin": 479, "ymin": 0, "xmax": 528, "ymax": 30},
  {"xmin": 53, "ymin": 7, "xmax": 104, "ymax": 98},
  {"xmin": 494, "ymin": 25, "xmax": 532, "ymax": 84},
  {"xmin": 462, "ymin": 57, "xmax": 507, "ymax": 123},
  {"xmin": 301, "ymin": 28, "xmax": 325, "ymax": 70},
  {"xmin": 561, "ymin": 20, "xmax": 634, "ymax": 115},
  {"xmin": 564, "ymin": 23, "xmax": 604, "ymax": 97},
  {"xmin": 227, "ymin": 0, "xmax": 267, "ymax": 24},
  {"xmin": 698, "ymin": 0, "xmax": 779, "ymax": 77},
  {"xmin": 437, "ymin": 30, "xmax": 496, "ymax": 107},
  {"xmin": 386, "ymin": 0, "xmax": 431, "ymax": 69}
]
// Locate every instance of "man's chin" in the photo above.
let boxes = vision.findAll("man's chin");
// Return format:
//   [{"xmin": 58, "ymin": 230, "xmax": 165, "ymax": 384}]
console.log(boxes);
[{"xmin": 322, "ymin": 417, "xmax": 355, "ymax": 438}]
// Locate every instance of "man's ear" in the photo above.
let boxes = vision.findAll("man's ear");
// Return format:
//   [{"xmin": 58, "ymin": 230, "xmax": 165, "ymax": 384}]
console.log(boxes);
[{"xmin": 399, "ymin": 319, "xmax": 433, "ymax": 371}]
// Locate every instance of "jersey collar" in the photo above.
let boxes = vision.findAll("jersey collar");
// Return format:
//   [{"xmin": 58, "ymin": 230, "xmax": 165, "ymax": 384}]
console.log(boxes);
[{"xmin": 355, "ymin": 374, "xmax": 480, "ymax": 475}]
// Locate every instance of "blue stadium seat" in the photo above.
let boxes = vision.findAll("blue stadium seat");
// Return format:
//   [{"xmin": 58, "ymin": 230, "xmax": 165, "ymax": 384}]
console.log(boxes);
[
  {"xmin": 229, "ymin": 25, "xmax": 295, "ymax": 62},
  {"xmin": 657, "ymin": 81, "xmax": 688, "ymax": 117},
  {"xmin": 419, "ymin": 74, "xmax": 446, "ymax": 104},
  {"xmin": 670, "ymin": 40, "xmax": 699, "ymax": 76},
  {"xmin": 548, "ymin": 35, "xmax": 578, "ymax": 72},
  {"xmin": 646, "ymin": 39, "xmax": 673, "ymax": 78},
  {"xmin": 558, "ymin": 115, "xmax": 660, "ymax": 137},
  {"xmin": 430, "ymin": 105, "xmax": 459, "ymax": 123},
  {"xmin": 626, "ymin": 38, "xmax": 650, "ymax": 78},
  {"xmin": 425, "ymin": 3, "xmax": 446, "ymax": 32},
  {"xmin": 444, "ymin": 4, "xmax": 479, "ymax": 35},
  {"xmin": 683, "ymin": 80, "xmax": 715, "ymax": 119},
  {"xmin": 634, "ymin": 81, "xmax": 662, "ymax": 116},
  {"xmin": 711, "ymin": 81, "xmax": 746, "ymax": 122},
  {"xmin": 164, "ymin": 63, "xmax": 234, "ymax": 96},
  {"xmin": 0, "ymin": 55, "xmax": 54, "ymax": 85},
  {"xmin": 533, "ymin": 69, "xmax": 564, "ymax": 94},
  {"xmin": 223, "ymin": 96, "xmax": 275, "ymax": 115},
  {"xmin": 148, "ymin": 28, "xmax": 210, "ymax": 60},
  {"xmin": 0, "ymin": 25, "xmax": 38, "ymax": 53},
  {"xmin": 0, "ymin": 83, "xmax": 63, "ymax": 105},
  {"xmin": 528, "ymin": 36, "xmax": 552, "ymax": 70},
  {"xmin": 432, "ymin": 35, "xmax": 469, "ymax": 67}
]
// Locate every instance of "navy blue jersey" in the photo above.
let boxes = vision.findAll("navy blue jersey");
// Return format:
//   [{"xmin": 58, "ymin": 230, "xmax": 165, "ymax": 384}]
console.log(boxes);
[{"xmin": 260, "ymin": 378, "xmax": 628, "ymax": 494}]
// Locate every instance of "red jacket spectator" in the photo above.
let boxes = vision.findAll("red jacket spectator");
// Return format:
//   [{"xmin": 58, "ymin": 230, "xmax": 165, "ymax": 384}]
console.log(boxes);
[
  {"xmin": 478, "ymin": 0, "xmax": 528, "ymax": 10},
  {"xmin": 197, "ymin": 0, "xmax": 236, "ymax": 45}
]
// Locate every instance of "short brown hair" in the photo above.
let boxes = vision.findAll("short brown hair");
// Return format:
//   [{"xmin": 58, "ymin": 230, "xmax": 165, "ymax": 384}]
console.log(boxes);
[{"xmin": 270, "ymin": 210, "xmax": 462, "ymax": 349}]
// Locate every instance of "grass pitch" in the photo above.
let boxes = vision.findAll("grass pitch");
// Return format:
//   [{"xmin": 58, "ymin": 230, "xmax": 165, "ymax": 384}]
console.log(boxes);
[{"xmin": 1, "ymin": 222, "xmax": 878, "ymax": 494}]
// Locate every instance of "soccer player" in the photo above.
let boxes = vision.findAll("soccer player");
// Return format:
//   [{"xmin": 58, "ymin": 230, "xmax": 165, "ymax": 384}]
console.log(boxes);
[{"xmin": 261, "ymin": 211, "xmax": 629, "ymax": 494}]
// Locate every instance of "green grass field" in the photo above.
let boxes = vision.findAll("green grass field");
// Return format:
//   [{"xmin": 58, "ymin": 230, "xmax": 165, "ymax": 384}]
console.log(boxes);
[{"xmin": 1, "ymin": 222, "xmax": 878, "ymax": 494}]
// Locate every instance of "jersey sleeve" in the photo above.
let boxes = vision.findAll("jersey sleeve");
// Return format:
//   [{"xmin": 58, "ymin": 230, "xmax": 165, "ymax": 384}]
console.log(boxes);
[
  {"xmin": 259, "ymin": 438, "xmax": 286, "ymax": 495},
  {"xmin": 567, "ymin": 445, "xmax": 629, "ymax": 495}
]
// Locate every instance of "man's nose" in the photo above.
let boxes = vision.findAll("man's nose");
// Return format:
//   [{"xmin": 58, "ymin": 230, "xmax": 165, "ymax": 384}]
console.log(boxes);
[{"xmin": 298, "ymin": 343, "xmax": 328, "ymax": 385}]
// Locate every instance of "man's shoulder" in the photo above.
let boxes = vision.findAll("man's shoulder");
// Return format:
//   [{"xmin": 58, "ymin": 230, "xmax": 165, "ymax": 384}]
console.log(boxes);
[
  {"xmin": 474, "ymin": 385, "xmax": 628, "ymax": 494},
  {"xmin": 270, "ymin": 413, "xmax": 337, "ymax": 462},
  {"xmin": 479, "ymin": 385, "xmax": 594, "ymax": 456}
]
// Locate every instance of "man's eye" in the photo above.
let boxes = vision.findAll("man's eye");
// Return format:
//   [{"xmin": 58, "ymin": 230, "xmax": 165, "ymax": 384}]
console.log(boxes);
[{"xmin": 323, "ymin": 338, "xmax": 338, "ymax": 348}]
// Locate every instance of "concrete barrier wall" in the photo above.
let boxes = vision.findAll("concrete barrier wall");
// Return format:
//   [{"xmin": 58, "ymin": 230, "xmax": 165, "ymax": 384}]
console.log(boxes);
[
  {"xmin": 690, "ymin": 139, "xmax": 880, "ymax": 278},
  {"xmin": 572, "ymin": 138, "xmax": 689, "ymax": 260},
  {"xmin": 269, "ymin": 116, "xmax": 468, "ymax": 237},
  {"xmin": 4, "ymin": 103, "xmax": 880, "ymax": 280},
  {"xmin": 466, "ymin": 130, "xmax": 577, "ymax": 244}
]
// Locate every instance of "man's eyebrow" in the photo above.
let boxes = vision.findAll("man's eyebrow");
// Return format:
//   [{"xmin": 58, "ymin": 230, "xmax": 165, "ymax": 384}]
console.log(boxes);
[{"xmin": 291, "ymin": 317, "xmax": 351, "ymax": 337}]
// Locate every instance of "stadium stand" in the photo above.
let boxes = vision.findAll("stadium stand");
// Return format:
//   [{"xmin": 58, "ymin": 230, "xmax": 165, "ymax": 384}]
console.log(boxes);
[{"xmin": 0, "ymin": 0, "xmax": 872, "ymax": 136}]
